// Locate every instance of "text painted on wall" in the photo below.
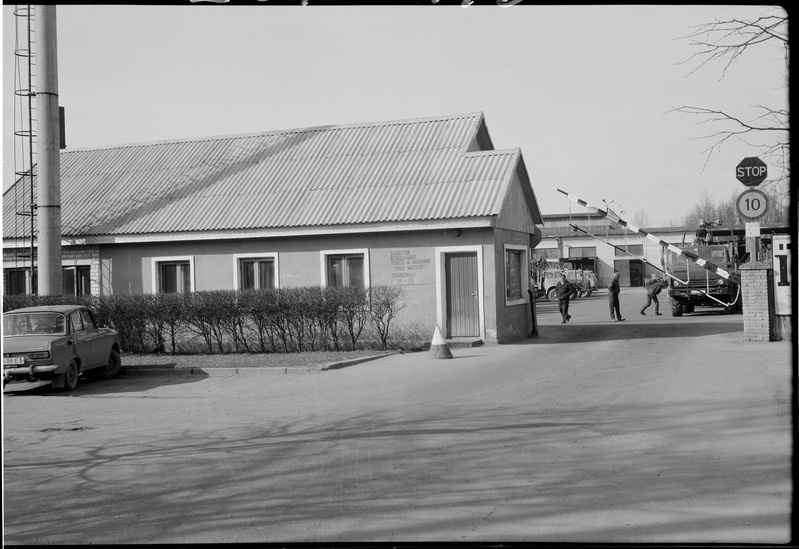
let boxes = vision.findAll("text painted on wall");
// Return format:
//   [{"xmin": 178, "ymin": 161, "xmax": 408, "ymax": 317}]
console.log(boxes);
[{"xmin": 390, "ymin": 250, "xmax": 433, "ymax": 285}]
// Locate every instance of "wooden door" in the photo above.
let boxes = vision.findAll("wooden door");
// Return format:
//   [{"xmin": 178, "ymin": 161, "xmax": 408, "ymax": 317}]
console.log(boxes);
[{"xmin": 445, "ymin": 252, "xmax": 479, "ymax": 337}]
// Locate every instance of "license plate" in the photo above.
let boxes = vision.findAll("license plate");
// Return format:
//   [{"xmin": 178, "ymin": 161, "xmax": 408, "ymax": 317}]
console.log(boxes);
[{"xmin": 3, "ymin": 357, "xmax": 25, "ymax": 366}]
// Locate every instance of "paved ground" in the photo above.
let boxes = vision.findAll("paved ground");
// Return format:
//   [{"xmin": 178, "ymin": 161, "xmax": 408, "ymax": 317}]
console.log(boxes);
[{"xmin": 2, "ymin": 288, "xmax": 793, "ymax": 544}]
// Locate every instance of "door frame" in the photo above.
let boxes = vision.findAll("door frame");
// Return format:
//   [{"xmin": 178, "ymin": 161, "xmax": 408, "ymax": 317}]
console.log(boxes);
[{"xmin": 435, "ymin": 245, "xmax": 485, "ymax": 340}]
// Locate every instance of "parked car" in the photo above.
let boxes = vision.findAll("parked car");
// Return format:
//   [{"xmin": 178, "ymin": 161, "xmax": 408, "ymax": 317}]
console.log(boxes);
[{"xmin": 3, "ymin": 305, "xmax": 122, "ymax": 391}]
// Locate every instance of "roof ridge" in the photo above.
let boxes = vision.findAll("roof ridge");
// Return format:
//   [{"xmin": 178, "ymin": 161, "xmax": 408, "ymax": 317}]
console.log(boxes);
[
  {"xmin": 1, "ymin": 111, "xmax": 541, "ymax": 239},
  {"xmin": 61, "ymin": 111, "xmax": 486, "ymax": 153}
]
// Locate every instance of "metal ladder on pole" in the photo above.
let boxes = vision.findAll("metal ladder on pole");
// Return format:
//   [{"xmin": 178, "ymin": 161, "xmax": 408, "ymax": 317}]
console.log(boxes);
[{"xmin": 12, "ymin": 4, "xmax": 38, "ymax": 293}]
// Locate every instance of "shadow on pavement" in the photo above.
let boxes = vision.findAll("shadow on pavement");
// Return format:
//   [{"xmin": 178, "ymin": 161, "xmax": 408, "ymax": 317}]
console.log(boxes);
[
  {"xmin": 3, "ymin": 369, "xmax": 207, "ymax": 397},
  {"xmin": 526, "ymin": 320, "xmax": 742, "ymax": 344},
  {"xmin": 4, "ymin": 398, "xmax": 787, "ymax": 544}
]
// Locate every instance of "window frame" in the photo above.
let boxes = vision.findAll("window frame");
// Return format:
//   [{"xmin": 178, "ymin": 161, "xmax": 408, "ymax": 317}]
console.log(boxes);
[
  {"xmin": 3, "ymin": 261, "xmax": 91, "ymax": 296},
  {"xmin": 568, "ymin": 246, "xmax": 597, "ymax": 258},
  {"xmin": 151, "ymin": 256, "xmax": 195, "ymax": 294},
  {"xmin": 69, "ymin": 310, "xmax": 84, "ymax": 333},
  {"xmin": 233, "ymin": 253, "xmax": 279, "ymax": 291},
  {"xmin": 532, "ymin": 248, "xmax": 560, "ymax": 261},
  {"xmin": 80, "ymin": 308, "xmax": 96, "ymax": 330},
  {"xmin": 503, "ymin": 244, "xmax": 529, "ymax": 306},
  {"xmin": 3, "ymin": 267, "xmax": 34, "ymax": 295},
  {"xmin": 320, "ymin": 248, "xmax": 370, "ymax": 289},
  {"xmin": 615, "ymin": 244, "xmax": 644, "ymax": 257},
  {"xmin": 62, "ymin": 261, "xmax": 93, "ymax": 296}
]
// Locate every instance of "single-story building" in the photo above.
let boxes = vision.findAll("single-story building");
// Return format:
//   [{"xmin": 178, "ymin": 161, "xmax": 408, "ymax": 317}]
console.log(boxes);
[{"xmin": 3, "ymin": 112, "xmax": 544, "ymax": 343}]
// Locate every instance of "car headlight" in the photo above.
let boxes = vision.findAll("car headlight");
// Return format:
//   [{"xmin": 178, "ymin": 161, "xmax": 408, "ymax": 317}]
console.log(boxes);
[
  {"xmin": 28, "ymin": 351, "xmax": 51, "ymax": 360},
  {"xmin": 717, "ymin": 278, "xmax": 725, "ymax": 285}
]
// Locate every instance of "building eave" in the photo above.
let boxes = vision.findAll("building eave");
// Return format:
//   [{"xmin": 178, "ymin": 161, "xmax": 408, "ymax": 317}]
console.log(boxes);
[{"xmin": 3, "ymin": 217, "xmax": 504, "ymax": 247}]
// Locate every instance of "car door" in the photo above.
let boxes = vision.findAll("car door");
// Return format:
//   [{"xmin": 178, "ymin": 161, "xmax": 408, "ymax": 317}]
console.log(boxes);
[
  {"xmin": 80, "ymin": 309, "xmax": 105, "ymax": 367},
  {"xmin": 68, "ymin": 310, "xmax": 96, "ymax": 368}
]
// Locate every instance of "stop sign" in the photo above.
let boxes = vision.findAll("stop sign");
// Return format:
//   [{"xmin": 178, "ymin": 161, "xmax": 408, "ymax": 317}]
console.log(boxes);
[{"xmin": 736, "ymin": 156, "xmax": 768, "ymax": 186}]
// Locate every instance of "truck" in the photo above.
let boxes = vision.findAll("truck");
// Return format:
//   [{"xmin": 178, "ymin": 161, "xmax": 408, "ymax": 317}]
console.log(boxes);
[{"xmin": 663, "ymin": 226, "xmax": 743, "ymax": 317}]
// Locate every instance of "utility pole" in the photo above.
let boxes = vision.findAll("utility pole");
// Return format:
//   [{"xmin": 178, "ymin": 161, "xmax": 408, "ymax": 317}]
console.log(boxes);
[{"xmin": 36, "ymin": 5, "xmax": 62, "ymax": 295}]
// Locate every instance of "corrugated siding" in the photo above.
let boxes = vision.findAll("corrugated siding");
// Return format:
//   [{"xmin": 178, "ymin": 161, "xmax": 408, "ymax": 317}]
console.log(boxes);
[{"xmin": 3, "ymin": 112, "xmax": 526, "ymax": 238}]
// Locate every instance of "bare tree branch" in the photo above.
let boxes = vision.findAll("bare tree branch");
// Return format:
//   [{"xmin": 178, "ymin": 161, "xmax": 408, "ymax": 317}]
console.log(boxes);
[
  {"xmin": 671, "ymin": 10, "xmax": 789, "ymax": 212},
  {"xmin": 678, "ymin": 13, "xmax": 789, "ymax": 79},
  {"xmin": 668, "ymin": 104, "xmax": 789, "ymax": 178}
]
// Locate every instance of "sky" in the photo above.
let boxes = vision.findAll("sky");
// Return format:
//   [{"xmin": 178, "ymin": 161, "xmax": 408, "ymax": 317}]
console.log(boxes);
[{"xmin": 2, "ymin": 3, "xmax": 789, "ymax": 227}]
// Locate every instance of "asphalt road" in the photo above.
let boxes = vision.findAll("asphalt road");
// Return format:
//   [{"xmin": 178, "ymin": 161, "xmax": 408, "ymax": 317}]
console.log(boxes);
[{"xmin": 2, "ymin": 289, "xmax": 793, "ymax": 544}]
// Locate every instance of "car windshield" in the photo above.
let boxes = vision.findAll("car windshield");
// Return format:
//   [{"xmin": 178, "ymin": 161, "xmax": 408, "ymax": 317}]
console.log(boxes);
[{"xmin": 3, "ymin": 312, "xmax": 67, "ymax": 336}]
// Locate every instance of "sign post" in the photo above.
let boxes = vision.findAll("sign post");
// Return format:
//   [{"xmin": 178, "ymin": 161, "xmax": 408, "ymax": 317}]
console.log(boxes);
[{"xmin": 735, "ymin": 157, "xmax": 768, "ymax": 261}]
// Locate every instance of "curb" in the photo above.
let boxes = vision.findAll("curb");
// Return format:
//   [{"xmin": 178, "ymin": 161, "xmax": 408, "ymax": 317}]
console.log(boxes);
[
  {"xmin": 119, "ymin": 353, "xmax": 394, "ymax": 377},
  {"xmin": 320, "ymin": 353, "xmax": 393, "ymax": 370}
]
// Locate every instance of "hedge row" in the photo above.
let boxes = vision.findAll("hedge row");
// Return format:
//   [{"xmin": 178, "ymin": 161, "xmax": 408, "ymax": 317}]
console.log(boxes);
[{"xmin": 3, "ymin": 285, "xmax": 424, "ymax": 354}]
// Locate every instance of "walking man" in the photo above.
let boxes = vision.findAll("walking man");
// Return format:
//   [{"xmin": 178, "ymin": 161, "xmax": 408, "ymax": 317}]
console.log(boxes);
[
  {"xmin": 608, "ymin": 271, "xmax": 625, "ymax": 321},
  {"xmin": 556, "ymin": 272, "xmax": 576, "ymax": 324},
  {"xmin": 641, "ymin": 273, "xmax": 665, "ymax": 316}
]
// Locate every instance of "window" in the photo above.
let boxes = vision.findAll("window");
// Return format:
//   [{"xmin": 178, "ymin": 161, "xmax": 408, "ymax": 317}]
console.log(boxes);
[
  {"xmin": 154, "ymin": 258, "xmax": 194, "ymax": 294},
  {"xmin": 532, "ymin": 248, "xmax": 559, "ymax": 261},
  {"xmin": 327, "ymin": 254, "xmax": 364, "ymax": 288},
  {"xmin": 615, "ymin": 244, "xmax": 644, "ymax": 256},
  {"xmin": 236, "ymin": 255, "xmax": 277, "ymax": 290},
  {"xmin": 63, "ymin": 266, "xmax": 91, "ymax": 296},
  {"xmin": 568, "ymin": 246, "xmax": 597, "ymax": 258},
  {"xmin": 80, "ymin": 309, "xmax": 96, "ymax": 330},
  {"xmin": 504, "ymin": 244, "xmax": 528, "ymax": 305},
  {"xmin": 69, "ymin": 310, "xmax": 84, "ymax": 333},
  {"xmin": 322, "ymin": 249, "xmax": 369, "ymax": 289},
  {"xmin": 506, "ymin": 249, "xmax": 523, "ymax": 300},
  {"xmin": 5, "ymin": 265, "xmax": 90, "ymax": 296},
  {"xmin": 4, "ymin": 268, "xmax": 34, "ymax": 295}
]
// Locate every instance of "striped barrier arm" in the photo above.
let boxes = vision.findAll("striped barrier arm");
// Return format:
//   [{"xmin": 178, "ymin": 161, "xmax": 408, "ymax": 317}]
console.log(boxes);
[
  {"xmin": 569, "ymin": 223, "xmax": 741, "ymax": 308},
  {"xmin": 556, "ymin": 188, "xmax": 741, "ymax": 285}
]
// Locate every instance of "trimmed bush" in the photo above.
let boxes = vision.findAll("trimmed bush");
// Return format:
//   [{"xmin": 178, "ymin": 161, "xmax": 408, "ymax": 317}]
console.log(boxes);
[{"xmin": 3, "ymin": 284, "xmax": 408, "ymax": 355}]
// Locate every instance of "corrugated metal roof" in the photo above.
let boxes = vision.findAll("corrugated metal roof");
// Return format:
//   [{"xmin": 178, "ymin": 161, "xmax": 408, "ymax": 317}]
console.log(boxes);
[{"xmin": 3, "ymin": 112, "xmax": 539, "ymax": 238}]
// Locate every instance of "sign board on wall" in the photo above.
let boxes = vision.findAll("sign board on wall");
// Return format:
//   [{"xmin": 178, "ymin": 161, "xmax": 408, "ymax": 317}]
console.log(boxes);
[
  {"xmin": 772, "ymin": 234, "xmax": 791, "ymax": 315},
  {"xmin": 745, "ymin": 222, "xmax": 761, "ymax": 237},
  {"xmin": 389, "ymin": 249, "xmax": 435, "ymax": 285}
]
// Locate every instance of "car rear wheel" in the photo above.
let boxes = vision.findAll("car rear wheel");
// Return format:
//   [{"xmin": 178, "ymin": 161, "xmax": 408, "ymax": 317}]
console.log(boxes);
[
  {"xmin": 102, "ymin": 351, "xmax": 122, "ymax": 379},
  {"xmin": 63, "ymin": 360, "xmax": 79, "ymax": 391}
]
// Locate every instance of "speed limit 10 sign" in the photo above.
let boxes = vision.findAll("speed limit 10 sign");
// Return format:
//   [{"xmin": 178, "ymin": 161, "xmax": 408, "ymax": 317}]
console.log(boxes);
[{"xmin": 736, "ymin": 188, "xmax": 769, "ymax": 221}]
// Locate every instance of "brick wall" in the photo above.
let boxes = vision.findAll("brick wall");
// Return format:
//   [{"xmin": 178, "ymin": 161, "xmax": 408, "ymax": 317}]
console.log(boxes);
[
  {"xmin": 2, "ymin": 245, "xmax": 101, "ymax": 296},
  {"xmin": 62, "ymin": 245, "xmax": 102, "ymax": 296},
  {"xmin": 740, "ymin": 262, "xmax": 775, "ymax": 342}
]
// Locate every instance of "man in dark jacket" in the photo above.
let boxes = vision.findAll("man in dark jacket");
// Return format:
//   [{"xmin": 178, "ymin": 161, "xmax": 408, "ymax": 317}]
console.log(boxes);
[
  {"xmin": 641, "ymin": 273, "xmax": 666, "ymax": 316},
  {"xmin": 608, "ymin": 271, "xmax": 625, "ymax": 321},
  {"xmin": 556, "ymin": 272, "xmax": 576, "ymax": 324}
]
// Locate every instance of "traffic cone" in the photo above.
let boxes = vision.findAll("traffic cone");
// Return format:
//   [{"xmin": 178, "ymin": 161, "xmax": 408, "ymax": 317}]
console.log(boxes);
[{"xmin": 428, "ymin": 325, "xmax": 453, "ymax": 359}]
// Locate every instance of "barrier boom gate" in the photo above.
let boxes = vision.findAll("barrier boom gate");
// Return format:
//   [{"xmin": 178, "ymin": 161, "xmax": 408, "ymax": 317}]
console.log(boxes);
[
  {"xmin": 568, "ymin": 223, "xmax": 738, "ymax": 308},
  {"xmin": 556, "ymin": 188, "xmax": 741, "ymax": 285}
]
